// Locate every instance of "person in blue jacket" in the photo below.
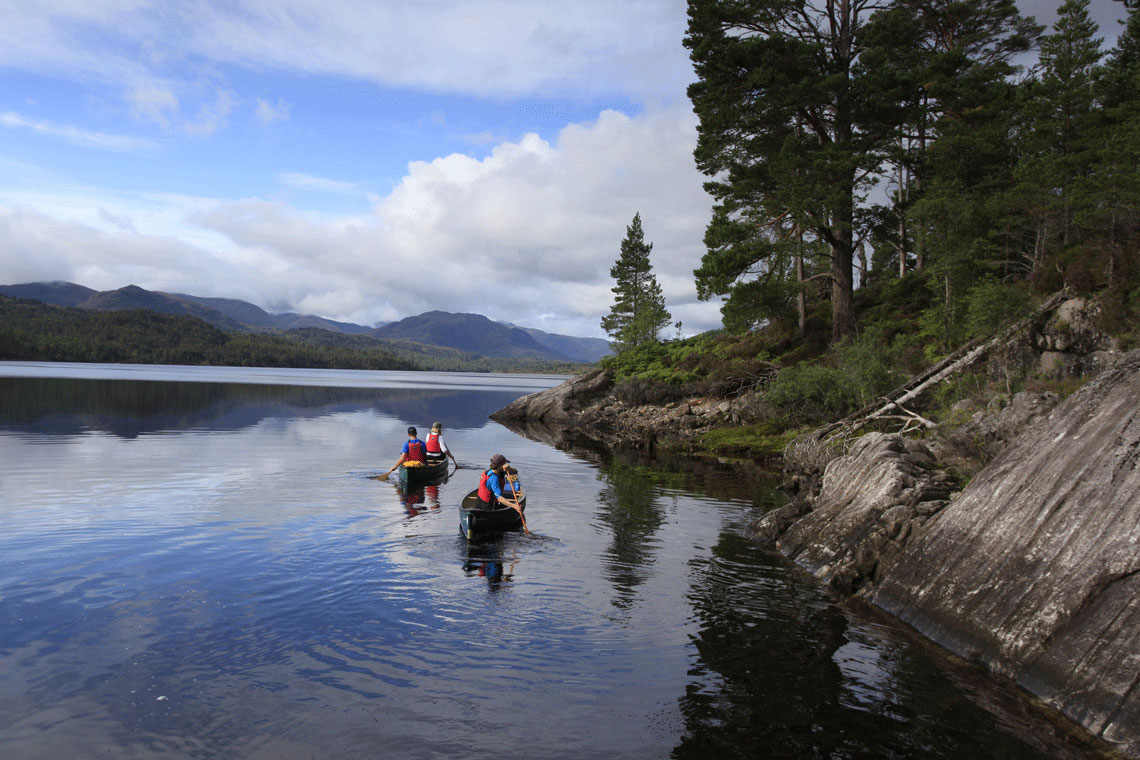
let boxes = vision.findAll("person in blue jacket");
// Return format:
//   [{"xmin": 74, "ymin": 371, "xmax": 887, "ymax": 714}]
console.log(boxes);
[{"xmin": 384, "ymin": 426, "xmax": 427, "ymax": 478}]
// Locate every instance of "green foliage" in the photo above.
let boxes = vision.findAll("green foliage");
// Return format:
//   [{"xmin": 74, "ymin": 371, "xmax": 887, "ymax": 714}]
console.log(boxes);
[
  {"xmin": 962, "ymin": 278, "xmax": 1036, "ymax": 341},
  {"xmin": 601, "ymin": 332, "xmax": 719, "ymax": 384},
  {"xmin": 761, "ymin": 325, "xmax": 905, "ymax": 422},
  {"xmin": 601, "ymin": 213, "xmax": 671, "ymax": 352},
  {"xmin": 695, "ymin": 420, "xmax": 805, "ymax": 458},
  {"xmin": 685, "ymin": 0, "xmax": 889, "ymax": 341}
]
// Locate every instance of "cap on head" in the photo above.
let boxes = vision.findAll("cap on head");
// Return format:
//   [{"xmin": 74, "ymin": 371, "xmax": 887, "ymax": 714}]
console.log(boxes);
[
  {"xmin": 407, "ymin": 426, "xmax": 417, "ymax": 436},
  {"xmin": 431, "ymin": 421, "xmax": 442, "ymax": 430},
  {"xmin": 490, "ymin": 453, "xmax": 509, "ymax": 468}
]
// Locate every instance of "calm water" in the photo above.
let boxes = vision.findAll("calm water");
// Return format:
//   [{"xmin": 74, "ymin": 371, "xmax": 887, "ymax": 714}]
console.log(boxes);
[{"xmin": 0, "ymin": 363, "xmax": 1103, "ymax": 759}]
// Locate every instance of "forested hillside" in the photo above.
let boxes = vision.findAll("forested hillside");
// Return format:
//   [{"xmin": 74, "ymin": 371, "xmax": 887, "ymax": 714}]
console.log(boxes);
[{"xmin": 0, "ymin": 298, "xmax": 417, "ymax": 370}]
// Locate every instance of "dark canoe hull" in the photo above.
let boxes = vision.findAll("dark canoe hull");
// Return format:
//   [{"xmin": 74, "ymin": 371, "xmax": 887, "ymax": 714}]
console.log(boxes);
[
  {"xmin": 459, "ymin": 488, "xmax": 526, "ymax": 541},
  {"xmin": 398, "ymin": 459, "xmax": 449, "ymax": 487}
]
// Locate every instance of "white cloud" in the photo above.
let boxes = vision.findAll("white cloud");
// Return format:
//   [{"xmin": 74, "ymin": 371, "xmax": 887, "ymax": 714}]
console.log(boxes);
[
  {"xmin": 277, "ymin": 172, "xmax": 359, "ymax": 195},
  {"xmin": 0, "ymin": 111, "xmax": 158, "ymax": 153},
  {"xmin": 127, "ymin": 84, "xmax": 179, "ymax": 128},
  {"xmin": 0, "ymin": 106, "xmax": 721, "ymax": 336},
  {"xmin": 0, "ymin": 1, "xmax": 693, "ymax": 100},
  {"xmin": 184, "ymin": 89, "xmax": 235, "ymax": 137},
  {"xmin": 256, "ymin": 97, "xmax": 292, "ymax": 125}
]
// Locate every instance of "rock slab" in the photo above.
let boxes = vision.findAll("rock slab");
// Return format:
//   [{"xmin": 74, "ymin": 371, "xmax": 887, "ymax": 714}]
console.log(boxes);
[{"xmin": 868, "ymin": 353, "xmax": 1140, "ymax": 754}]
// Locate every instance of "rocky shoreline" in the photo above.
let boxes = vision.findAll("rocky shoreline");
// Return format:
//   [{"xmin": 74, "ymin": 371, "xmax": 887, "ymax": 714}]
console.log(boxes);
[
  {"xmin": 491, "ymin": 365, "xmax": 775, "ymax": 454},
  {"xmin": 493, "ymin": 296, "xmax": 1139, "ymax": 758}
]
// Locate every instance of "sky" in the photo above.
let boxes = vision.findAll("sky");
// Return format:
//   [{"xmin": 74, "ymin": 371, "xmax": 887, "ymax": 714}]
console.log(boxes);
[{"xmin": 0, "ymin": 1, "xmax": 1130, "ymax": 338}]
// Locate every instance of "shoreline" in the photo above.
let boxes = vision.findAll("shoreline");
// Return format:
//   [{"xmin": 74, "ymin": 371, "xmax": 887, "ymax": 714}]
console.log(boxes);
[{"xmin": 492, "ymin": 335, "xmax": 1140, "ymax": 758}]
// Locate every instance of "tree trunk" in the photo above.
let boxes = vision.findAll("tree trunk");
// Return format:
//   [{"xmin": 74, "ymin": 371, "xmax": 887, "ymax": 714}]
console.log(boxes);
[
  {"xmin": 796, "ymin": 225, "xmax": 807, "ymax": 339},
  {"xmin": 831, "ymin": 175, "xmax": 856, "ymax": 341},
  {"xmin": 915, "ymin": 94, "xmax": 927, "ymax": 271},
  {"xmin": 857, "ymin": 240, "xmax": 868, "ymax": 288},
  {"xmin": 898, "ymin": 138, "xmax": 908, "ymax": 278}
]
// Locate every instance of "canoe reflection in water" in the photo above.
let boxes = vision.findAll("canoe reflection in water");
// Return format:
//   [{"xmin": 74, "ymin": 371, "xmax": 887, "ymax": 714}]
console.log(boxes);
[
  {"xmin": 393, "ymin": 483, "xmax": 441, "ymax": 516},
  {"xmin": 463, "ymin": 545, "xmax": 519, "ymax": 587}
]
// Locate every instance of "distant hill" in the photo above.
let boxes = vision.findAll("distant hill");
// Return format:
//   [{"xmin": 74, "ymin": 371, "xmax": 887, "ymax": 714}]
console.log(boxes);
[
  {"xmin": 0, "ymin": 281, "xmax": 373, "ymax": 335},
  {"xmin": 0, "ymin": 281, "xmax": 96, "ymax": 307},
  {"xmin": 1, "ymin": 281, "xmax": 604, "ymax": 365},
  {"xmin": 172, "ymin": 294, "xmax": 374, "ymax": 334},
  {"xmin": 0, "ymin": 296, "xmax": 416, "ymax": 371},
  {"xmin": 79, "ymin": 285, "xmax": 252, "ymax": 332},
  {"xmin": 372, "ymin": 311, "xmax": 569, "ymax": 361},
  {"xmin": 507, "ymin": 324, "xmax": 611, "ymax": 363}
]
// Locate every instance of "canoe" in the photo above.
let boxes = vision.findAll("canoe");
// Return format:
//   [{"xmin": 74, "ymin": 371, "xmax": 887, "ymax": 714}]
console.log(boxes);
[
  {"xmin": 459, "ymin": 488, "xmax": 526, "ymax": 541},
  {"xmin": 397, "ymin": 458, "xmax": 449, "ymax": 487}
]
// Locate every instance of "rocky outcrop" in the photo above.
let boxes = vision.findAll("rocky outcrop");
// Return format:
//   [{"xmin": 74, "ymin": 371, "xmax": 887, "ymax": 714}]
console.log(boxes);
[
  {"xmin": 763, "ymin": 352, "xmax": 1140, "ymax": 756},
  {"xmin": 870, "ymin": 352, "xmax": 1140, "ymax": 754},
  {"xmin": 770, "ymin": 433, "xmax": 959, "ymax": 594},
  {"xmin": 492, "ymin": 367, "xmax": 615, "ymax": 424},
  {"xmin": 492, "ymin": 367, "xmax": 776, "ymax": 452},
  {"xmin": 1033, "ymin": 297, "xmax": 1124, "ymax": 378}
]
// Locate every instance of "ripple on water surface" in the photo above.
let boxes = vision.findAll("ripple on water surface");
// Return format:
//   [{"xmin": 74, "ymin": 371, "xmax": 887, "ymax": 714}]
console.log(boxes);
[{"xmin": 0, "ymin": 371, "xmax": 1111, "ymax": 759}]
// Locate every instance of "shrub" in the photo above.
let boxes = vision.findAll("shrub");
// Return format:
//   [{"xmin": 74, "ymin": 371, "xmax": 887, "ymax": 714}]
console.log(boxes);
[{"xmin": 962, "ymin": 278, "xmax": 1035, "ymax": 341}]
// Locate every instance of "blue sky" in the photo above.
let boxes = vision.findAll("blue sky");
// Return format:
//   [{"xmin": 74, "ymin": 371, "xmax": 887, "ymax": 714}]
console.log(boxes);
[{"xmin": 0, "ymin": 1, "xmax": 1129, "ymax": 337}]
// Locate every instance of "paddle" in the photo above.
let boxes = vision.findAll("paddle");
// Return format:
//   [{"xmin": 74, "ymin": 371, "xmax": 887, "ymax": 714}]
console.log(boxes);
[{"xmin": 508, "ymin": 474, "xmax": 529, "ymax": 535}]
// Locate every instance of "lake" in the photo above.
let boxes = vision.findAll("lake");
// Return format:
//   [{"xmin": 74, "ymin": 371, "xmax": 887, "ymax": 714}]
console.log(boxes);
[{"xmin": 0, "ymin": 363, "xmax": 1105, "ymax": 759}]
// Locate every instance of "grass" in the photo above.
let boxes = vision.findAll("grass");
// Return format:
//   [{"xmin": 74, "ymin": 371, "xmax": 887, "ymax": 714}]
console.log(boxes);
[{"xmin": 691, "ymin": 421, "xmax": 807, "ymax": 459}]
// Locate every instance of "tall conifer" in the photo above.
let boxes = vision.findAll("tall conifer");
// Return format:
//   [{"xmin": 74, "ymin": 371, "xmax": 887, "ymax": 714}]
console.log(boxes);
[{"xmin": 601, "ymin": 213, "xmax": 671, "ymax": 352}]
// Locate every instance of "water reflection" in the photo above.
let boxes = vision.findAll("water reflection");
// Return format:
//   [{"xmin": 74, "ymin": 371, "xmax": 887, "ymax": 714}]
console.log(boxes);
[
  {"xmin": 0, "ymin": 377, "xmax": 523, "ymax": 437},
  {"xmin": 594, "ymin": 461, "xmax": 668, "ymax": 610},
  {"xmin": 392, "ymin": 483, "xmax": 443, "ymax": 516},
  {"xmin": 462, "ymin": 543, "xmax": 520, "ymax": 589},
  {"xmin": 0, "ymin": 369, "xmax": 1111, "ymax": 759},
  {"xmin": 670, "ymin": 524, "xmax": 1096, "ymax": 759}
]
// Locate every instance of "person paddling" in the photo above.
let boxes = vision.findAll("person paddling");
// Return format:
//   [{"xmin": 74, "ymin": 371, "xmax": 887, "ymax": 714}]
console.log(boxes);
[
  {"xmin": 424, "ymin": 421, "xmax": 458, "ymax": 467},
  {"xmin": 383, "ymin": 426, "xmax": 426, "ymax": 478},
  {"xmin": 477, "ymin": 453, "xmax": 528, "ymax": 533}
]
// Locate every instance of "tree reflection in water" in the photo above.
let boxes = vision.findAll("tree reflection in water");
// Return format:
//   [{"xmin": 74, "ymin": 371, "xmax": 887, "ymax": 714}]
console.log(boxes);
[
  {"xmin": 593, "ymin": 460, "xmax": 669, "ymax": 611},
  {"xmin": 0, "ymin": 377, "xmax": 521, "ymax": 438},
  {"xmin": 672, "ymin": 521, "xmax": 1097, "ymax": 759}
]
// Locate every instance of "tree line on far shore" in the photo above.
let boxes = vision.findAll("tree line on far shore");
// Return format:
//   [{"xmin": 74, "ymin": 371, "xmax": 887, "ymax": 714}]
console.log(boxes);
[
  {"xmin": 0, "ymin": 298, "xmax": 586, "ymax": 374},
  {"xmin": 0, "ymin": 297, "xmax": 419, "ymax": 370}
]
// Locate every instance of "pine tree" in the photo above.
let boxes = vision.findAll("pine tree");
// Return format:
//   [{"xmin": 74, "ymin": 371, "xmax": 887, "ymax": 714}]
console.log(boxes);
[
  {"xmin": 601, "ymin": 213, "xmax": 671, "ymax": 352},
  {"xmin": 859, "ymin": 0, "xmax": 1040, "ymax": 276},
  {"xmin": 685, "ymin": 0, "xmax": 891, "ymax": 341},
  {"xmin": 1087, "ymin": 0, "xmax": 1140, "ymax": 289},
  {"xmin": 1022, "ymin": 0, "xmax": 1105, "ymax": 251}
]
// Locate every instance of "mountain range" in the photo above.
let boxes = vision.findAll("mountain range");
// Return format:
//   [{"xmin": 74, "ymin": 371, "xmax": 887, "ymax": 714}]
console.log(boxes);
[{"xmin": 0, "ymin": 281, "xmax": 610, "ymax": 363}]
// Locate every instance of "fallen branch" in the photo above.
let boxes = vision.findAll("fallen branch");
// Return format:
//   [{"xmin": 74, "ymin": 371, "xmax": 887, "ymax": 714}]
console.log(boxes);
[{"xmin": 786, "ymin": 289, "xmax": 1070, "ymax": 465}]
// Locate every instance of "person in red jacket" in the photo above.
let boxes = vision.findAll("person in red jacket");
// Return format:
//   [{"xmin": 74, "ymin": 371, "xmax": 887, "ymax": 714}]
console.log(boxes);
[
  {"xmin": 477, "ymin": 453, "xmax": 522, "ymax": 510},
  {"xmin": 424, "ymin": 421, "xmax": 458, "ymax": 466},
  {"xmin": 384, "ymin": 426, "xmax": 426, "ymax": 478}
]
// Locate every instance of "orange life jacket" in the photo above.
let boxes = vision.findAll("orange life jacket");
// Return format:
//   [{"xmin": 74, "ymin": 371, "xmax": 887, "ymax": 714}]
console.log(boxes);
[{"xmin": 426, "ymin": 430, "xmax": 442, "ymax": 454}]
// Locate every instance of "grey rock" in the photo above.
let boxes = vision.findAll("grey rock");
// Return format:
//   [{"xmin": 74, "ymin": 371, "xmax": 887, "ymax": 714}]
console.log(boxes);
[
  {"xmin": 747, "ymin": 500, "xmax": 811, "ymax": 543},
  {"xmin": 491, "ymin": 368, "xmax": 613, "ymax": 423},
  {"xmin": 869, "ymin": 350, "xmax": 1140, "ymax": 756}
]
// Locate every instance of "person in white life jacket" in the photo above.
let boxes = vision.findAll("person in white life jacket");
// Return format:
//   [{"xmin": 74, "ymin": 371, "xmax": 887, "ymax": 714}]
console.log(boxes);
[
  {"xmin": 384, "ymin": 426, "xmax": 426, "ymax": 477},
  {"xmin": 424, "ymin": 421, "xmax": 457, "ymax": 466}
]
